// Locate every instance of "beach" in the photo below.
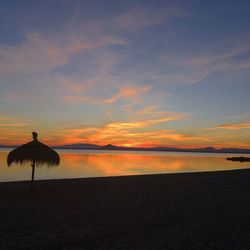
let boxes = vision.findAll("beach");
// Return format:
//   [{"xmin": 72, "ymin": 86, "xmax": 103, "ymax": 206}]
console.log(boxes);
[{"xmin": 1, "ymin": 169, "xmax": 250, "ymax": 249}]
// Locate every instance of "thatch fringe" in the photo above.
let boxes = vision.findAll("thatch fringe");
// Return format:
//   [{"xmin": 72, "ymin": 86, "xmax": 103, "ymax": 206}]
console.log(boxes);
[{"xmin": 7, "ymin": 140, "xmax": 60, "ymax": 167}]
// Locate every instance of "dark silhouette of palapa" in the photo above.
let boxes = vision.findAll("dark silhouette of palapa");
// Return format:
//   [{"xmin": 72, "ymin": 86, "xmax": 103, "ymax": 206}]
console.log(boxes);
[{"xmin": 7, "ymin": 132, "xmax": 60, "ymax": 186}]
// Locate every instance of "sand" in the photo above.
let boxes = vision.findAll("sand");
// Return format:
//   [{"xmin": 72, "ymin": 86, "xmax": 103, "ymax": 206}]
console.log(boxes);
[{"xmin": 1, "ymin": 169, "xmax": 250, "ymax": 249}]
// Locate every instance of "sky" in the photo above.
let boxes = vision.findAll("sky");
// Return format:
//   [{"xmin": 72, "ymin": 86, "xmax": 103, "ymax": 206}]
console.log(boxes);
[{"xmin": 0, "ymin": 0, "xmax": 250, "ymax": 148}]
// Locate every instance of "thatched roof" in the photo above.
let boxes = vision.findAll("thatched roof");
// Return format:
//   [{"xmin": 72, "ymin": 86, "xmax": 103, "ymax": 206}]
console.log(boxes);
[{"xmin": 7, "ymin": 132, "xmax": 60, "ymax": 167}]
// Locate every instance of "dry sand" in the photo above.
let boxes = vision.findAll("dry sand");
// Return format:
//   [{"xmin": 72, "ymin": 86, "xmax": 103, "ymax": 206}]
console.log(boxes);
[{"xmin": 1, "ymin": 169, "xmax": 250, "ymax": 249}]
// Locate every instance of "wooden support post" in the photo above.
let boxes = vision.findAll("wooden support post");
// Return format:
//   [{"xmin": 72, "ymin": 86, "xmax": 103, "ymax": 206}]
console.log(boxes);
[{"xmin": 30, "ymin": 161, "xmax": 35, "ymax": 192}]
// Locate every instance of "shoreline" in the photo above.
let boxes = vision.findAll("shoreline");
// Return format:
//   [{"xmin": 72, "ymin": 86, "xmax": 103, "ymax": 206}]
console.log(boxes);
[
  {"xmin": 1, "ymin": 169, "xmax": 250, "ymax": 249},
  {"xmin": 1, "ymin": 167, "xmax": 250, "ymax": 184},
  {"xmin": 2, "ymin": 145, "xmax": 250, "ymax": 155}
]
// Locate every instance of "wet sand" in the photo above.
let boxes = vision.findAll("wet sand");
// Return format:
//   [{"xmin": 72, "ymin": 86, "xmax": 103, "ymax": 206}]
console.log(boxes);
[{"xmin": 1, "ymin": 169, "xmax": 250, "ymax": 249}]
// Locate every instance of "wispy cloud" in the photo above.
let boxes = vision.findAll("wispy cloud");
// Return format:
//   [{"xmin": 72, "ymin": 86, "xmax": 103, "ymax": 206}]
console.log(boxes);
[
  {"xmin": 63, "ymin": 84, "xmax": 152, "ymax": 105},
  {"xmin": 0, "ymin": 32, "xmax": 127, "ymax": 74},
  {"xmin": 104, "ymin": 85, "xmax": 151, "ymax": 104},
  {"xmin": 159, "ymin": 38, "xmax": 250, "ymax": 84},
  {"xmin": 209, "ymin": 122, "xmax": 250, "ymax": 130},
  {"xmin": 0, "ymin": 115, "xmax": 34, "ymax": 145},
  {"xmin": 113, "ymin": 6, "xmax": 189, "ymax": 30},
  {"xmin": 0, "ymin": 123, "xmax": 28, "ymax": 127},
  {"xmin": 0, "ymin": 114, "xmax": 30, "ymax": 127}
]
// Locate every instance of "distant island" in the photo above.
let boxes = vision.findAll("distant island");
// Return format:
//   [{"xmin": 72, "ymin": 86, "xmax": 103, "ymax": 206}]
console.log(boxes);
[{"xmin": 1, "ymin": 143, "xmax": 250, "ymax": 154}]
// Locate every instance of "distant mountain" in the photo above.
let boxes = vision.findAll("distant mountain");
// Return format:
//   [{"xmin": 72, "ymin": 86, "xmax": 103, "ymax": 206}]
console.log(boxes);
[
  {"xmin": 219, "ymin": 148, "xmax": 250, "ymax": 154},
  {"xmin": 56, "ymin": 143, "xmax": 100, "ymax": 149},
  {"xmin": 99, "ymin": 144, "xmax": 130, "ymax": 150},
  {"xmin": 56, "ymin": 144, "xmax": 250, "ymax": 154},
  {"xmin": 149, "ymin": 147, "xmax": 250, "ymax": 154},
  {"xmin": 1, "ymin": 143, "xmax": 250, "ymax": 154},
  {"xmin": 0, "ymin": 145, "xmax": 19, "ymax": 148}
]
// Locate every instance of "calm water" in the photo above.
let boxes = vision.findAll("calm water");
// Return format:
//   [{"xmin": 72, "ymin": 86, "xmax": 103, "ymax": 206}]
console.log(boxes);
[{"xmin": 1, "ymin": 148, "xmax": 250, "ymax": 182}]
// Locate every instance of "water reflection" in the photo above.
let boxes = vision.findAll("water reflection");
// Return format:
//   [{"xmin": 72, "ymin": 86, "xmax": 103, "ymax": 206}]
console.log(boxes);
[{"xmin": 1, "ymin": 149, "xmax": 250, "ymax": 182}]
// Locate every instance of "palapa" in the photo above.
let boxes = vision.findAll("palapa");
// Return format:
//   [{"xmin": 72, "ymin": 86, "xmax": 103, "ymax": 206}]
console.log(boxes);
[{"xmin": 7, "ymin": 132, "xmax": 60, "ymax": 186}]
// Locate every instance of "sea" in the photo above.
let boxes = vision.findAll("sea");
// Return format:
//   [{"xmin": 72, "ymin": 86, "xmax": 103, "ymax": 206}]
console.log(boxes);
[{"xmin": 0, "ymin": 148, "xmax": 250, "ymax": 182}]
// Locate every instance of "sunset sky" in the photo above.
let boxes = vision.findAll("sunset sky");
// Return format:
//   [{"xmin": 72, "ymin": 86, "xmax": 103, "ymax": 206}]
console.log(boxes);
[{"xmin": 0, "ymin": 0, "xmax": 250, "ymax": 148}]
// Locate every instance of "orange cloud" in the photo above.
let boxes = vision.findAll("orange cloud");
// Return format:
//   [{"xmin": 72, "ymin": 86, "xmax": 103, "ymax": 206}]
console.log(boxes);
[
  {"xmin": 53, "ymin": 124, "xmax": 211, "ymax": 148},
  {"xmin": 0, "ymin": 115, "xmax": 30, "ymax": 127},
  {"xmin": 105, "ymin": 85, "xmax": 151, "ymax": 104},
  {"xmin": 135, "ymin": 105, "xmax": 158, "ymax": 115},
  {"xmin": 209, "ymin": 122, "xmax": 250, "ymax": 130},
  {"xmin": 0, "ymin": 115, "xmax": 35, "ymax": 145},
  {"xmin": 63, "ymin": 85, "xmax": 152, "ymax": 105},
  {"xmin": 0, "ymin": 128, "xmax": 32, "ymax": 145},
  {"xmin": 46, "ymin": 111, "xmax": 195, "ymax": 147},
  {"xmin": 3, "ymin": 117, "xmax": 249, "ymax": 149},
  {"xmin": 106, "ymin": 115, "xmax": 183, "ymax": 130}
]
